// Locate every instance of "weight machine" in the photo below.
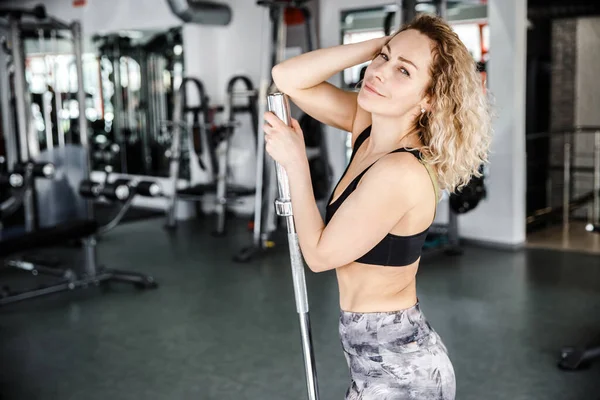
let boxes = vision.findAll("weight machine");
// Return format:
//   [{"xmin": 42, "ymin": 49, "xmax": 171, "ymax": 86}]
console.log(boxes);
[
  {"xmin": 0, "ymin": 4, "xmax": 90, "ymax": 231},
  {"xmin": 165, "ymin": 75, "xmax": 259, "ymax": 235},
  {"xmin": 91, "ymin": 28, "xmax": 184, "ymax": 177},
  {"xmin": 0, "ymin": 4, "xmax": 158, "ymax": 306},
  {"xmin": 234, "ymin": 0, "xmax": 331, "ymax": 263}
]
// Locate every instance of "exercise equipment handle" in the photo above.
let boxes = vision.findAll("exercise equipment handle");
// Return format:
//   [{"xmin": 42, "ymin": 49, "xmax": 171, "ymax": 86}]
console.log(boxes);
[
  {"xmin": 13, "ymin": 161, "xmax": 55, "ymax": 179},
  {"xmin": 267, "ymin": 92, "xmax": 320, "ymax": 400},
  {"xmin": 0, "ymin": 4, "xmax": 46, "ymax": 19},
  {"xmin": 585, "ymin": 223, "xmax": 600, "ymax": 234}
]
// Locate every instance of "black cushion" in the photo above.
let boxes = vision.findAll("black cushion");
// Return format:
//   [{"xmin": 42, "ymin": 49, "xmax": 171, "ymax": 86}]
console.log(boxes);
[{"xmin": 0, "ymin": 219, "xmax": 98, "ymax": 258}]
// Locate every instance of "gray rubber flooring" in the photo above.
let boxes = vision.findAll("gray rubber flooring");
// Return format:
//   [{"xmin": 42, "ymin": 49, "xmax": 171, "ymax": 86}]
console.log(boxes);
[{"xmin": 1, "ymin": 217, "xmax": 599, "ymax": 400}]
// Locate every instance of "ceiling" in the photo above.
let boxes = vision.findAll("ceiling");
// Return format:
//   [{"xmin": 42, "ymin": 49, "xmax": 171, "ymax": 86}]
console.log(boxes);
[{"xmin": 2, "ymin": 0, "xmax": 600, "ymax": 19}]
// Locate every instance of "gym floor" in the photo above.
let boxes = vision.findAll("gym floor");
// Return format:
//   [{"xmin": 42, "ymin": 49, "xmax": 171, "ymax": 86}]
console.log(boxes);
[{"xmin": 1, "ymin": 216, "xmax": 599, "ymax": 400}]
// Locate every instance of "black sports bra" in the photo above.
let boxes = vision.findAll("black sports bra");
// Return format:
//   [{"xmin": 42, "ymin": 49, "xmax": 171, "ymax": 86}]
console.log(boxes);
[{"xmin": 325, "ymin": 126, "xmax": 438, "ymax": 267}]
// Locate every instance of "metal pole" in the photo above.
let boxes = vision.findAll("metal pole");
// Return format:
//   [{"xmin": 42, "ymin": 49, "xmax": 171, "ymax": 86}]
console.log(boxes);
[
  {"xmin": 111, "ymin": 42, "xmax": 126, "ymax": 173},
  {"xmin": 261, "ymin": 7, "xmax": 288, "ymax": 239},
  {"xmin": 394, "ymin": 0, "xmax": 403, "ymax": 31},
  {"xmin": 0, "ymin": 37, "xmax": 17, "ymax": 170},
  {"xmin": 251, "ymin": 6, "xmax": 273, "ymax": 247},
  {"xmin": 51, "ymin": 29, "xmax": 65, "ymax": 148},
  {"xmin": 72, "ymin": 21, "xmax": 93, "ymax": 220},
  {"xmin": 267, "ymin": 92, "xmax": 320, "ymax": 400},
  {"xmin": 166, "ymin": 85, "xmax": 184, "ymax": 228},
  {"xmin": 594, "ymin": 131, "xmax": 600, "ymax": 224},
  {"xmin": 39, "ymin": 29, "xmax": 53, "ymax": 154},
  {"xmin": 9, "ymin": 15, "xmax": 35, "ymax": 232},
  {"xmin": 403, "ymin": 0, "xmax": 417, "ymax": 24},
  {"xmin": 138, "ymin": 50, "xmax": 152, "ymax": 174},
  {"xmin": 546, "ymin": 175, "xmax": 552, "ymax": 210},
  {"xmin": 9, "ymin": 16, "xmax": 30, "ymax": 163},
  {"xmin": 448, "ymin": 206, "xmax": 459, "ymax": 249},
  {"xmin": 215, "ymin": 88, "xmax": 233, "ymax": 235},
  {"xmin": 563, "ymin": 142, "xmax": 571, "ymax": 229},
  {"xmin": 437, "ymin": 0, "xmax": 448, "ymax": 19}
]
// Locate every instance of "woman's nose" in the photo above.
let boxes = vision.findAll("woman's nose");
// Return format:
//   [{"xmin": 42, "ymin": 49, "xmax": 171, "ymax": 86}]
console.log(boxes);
[{"xmin": 371, "ymin": 64, "xmax": 387, "ymax": 83}]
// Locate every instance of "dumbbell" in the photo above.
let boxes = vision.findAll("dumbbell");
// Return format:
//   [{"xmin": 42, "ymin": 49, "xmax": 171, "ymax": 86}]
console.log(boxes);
[
  {"xmin": 134, "ymin": 181, "xmax": 162, "ymax": 198},
  {"xmin": 79, "ymin": 179, "xmax": 131, "ymax": 201},
  {"xmin": 79, "ymin": 180, "xmax": 102, "ymax": 198},
  {"xmin": 102, "ymin": 178, "xmax": 132, "ymax": 201},
  {"xmin": 585, "ymin": 223, "xmax": 600, "ymax": 233},
  {"xmin": 0, "ymin": 172, "xmax": 24, "ymax": 189},
  {"xmin": 13, "ymin": 162, "xmax": 55, "ymax": 179}
]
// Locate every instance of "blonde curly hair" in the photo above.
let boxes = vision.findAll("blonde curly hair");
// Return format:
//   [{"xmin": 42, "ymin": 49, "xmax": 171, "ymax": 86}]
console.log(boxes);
[{"xmin": 391, "ymin": 14, "xmax": 492, "ymax": 193}]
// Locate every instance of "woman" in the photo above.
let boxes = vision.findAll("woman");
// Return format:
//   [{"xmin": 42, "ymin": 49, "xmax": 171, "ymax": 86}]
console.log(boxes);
[{"xmin": 263, "ymin": 14, "xmax": 491, "ymax": 400}]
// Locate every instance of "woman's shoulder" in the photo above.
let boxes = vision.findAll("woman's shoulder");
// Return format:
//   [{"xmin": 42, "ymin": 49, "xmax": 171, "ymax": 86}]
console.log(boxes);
[{"xmin": 359, "ymin": 151, "xmax": 432, "ymax": 197}]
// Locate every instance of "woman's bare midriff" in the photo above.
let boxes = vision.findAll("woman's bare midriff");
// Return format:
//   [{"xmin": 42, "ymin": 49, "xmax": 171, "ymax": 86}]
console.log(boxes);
[{"xmin": 336, "ymin": 260, "xmax": 420, "ymax": 313}]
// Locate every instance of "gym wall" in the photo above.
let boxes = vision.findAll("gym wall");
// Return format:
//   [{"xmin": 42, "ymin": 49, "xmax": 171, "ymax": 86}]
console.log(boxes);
[{"xmin": 2, "ymin": 0, "xmax": 181, "ymax": 34}]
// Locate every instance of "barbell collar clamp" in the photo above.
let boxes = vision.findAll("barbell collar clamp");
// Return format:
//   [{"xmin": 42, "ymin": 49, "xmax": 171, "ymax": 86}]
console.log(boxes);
[{"xmin": 275, "ymin": 199, "xmax": 293, "ymax": 217}]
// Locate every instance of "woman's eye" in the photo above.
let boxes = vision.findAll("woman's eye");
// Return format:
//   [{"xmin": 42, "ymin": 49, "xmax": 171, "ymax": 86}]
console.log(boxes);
[
  {"xmin": 398, "ymin": 67, "xmax": 410, "ymax": 77},
  {"xmin": 379, "ymin": 52, "xmax": 389, "ymax": 61}
]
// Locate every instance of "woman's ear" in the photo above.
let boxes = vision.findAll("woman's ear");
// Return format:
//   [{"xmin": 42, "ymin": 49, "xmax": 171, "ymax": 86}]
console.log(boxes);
[{"xmin": 420, "ymin": 95, "xmax": 432, "ymax": 114}]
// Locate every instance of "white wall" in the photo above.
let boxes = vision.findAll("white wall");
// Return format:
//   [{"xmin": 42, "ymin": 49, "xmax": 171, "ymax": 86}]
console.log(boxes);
[
  {"xmin": 575, "ymin": 17, "xmax": 600, "ymax": 128},
  {"xmin": 320, "ymin": 0, "xmax": 527, "ymax": 247},
  {"xmin": 5, "ymin": 0, "xmax": 181, "ymax": 34},
  {"xmin": 458, "ymin": 0, "xmax": 527, "ymax": 247}
]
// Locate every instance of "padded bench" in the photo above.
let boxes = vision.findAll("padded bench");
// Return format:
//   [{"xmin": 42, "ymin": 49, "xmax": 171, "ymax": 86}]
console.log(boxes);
[
  {"xmin": 0, "ymin": 220, "xmax": 97, "ymax": 258},
  {"xmin": 0, "ymin": 219, "xmax": 157, "ymax": 306}
]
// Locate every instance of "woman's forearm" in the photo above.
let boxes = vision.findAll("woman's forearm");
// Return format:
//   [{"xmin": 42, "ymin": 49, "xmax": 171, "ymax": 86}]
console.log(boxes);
[
  {"xmin": 285, "ymin": 161, "xmax": 327, "ymax": 272},
  {"xmin": 272, "ymin": 37, "xmax": 388, "ymax": 92}
]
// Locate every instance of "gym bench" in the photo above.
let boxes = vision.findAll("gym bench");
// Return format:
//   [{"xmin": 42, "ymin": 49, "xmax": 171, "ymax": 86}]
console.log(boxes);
[{"xmin": 0, "ymin": 162, "xmax": 159, "ymax": 306}]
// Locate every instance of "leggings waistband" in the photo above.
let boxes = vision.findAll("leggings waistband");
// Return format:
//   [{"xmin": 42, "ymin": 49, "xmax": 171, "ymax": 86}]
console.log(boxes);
[{"xmin": 339, "ymin": 302, "xmax": 436, "ymax": 357}]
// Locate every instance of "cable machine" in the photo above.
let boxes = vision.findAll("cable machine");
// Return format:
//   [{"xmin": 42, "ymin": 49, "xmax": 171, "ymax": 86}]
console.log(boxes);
[{"xmin": 234, "ymin": 0, "xmax": 331, "ymax": 263}]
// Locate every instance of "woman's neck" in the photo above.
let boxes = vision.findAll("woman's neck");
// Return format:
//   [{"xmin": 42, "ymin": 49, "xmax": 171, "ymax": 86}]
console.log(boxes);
[{"xmin": 366, "ymin": 114, "xmax": 422, "ymax": 155}]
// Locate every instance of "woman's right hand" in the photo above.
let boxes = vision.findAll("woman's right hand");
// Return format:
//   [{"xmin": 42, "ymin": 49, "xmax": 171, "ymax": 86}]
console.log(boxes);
[{"xmin": 273, "ymin": 35, "xmax": 394, "ymax": 93}]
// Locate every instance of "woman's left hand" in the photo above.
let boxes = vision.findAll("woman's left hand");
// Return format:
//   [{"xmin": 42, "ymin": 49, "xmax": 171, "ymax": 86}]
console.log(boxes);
[{"xmin": 264, "ymin": 111, "xmax": 307, "ymax": 170}]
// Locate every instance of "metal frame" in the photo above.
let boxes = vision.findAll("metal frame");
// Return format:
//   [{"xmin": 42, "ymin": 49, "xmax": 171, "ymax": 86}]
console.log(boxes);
[
  {"xmin": 214, "ymin": 79, "xmax": 258, "ymax": 236},
  {"xmin": 268, "ymin": 93, "xmax": 319, "ymax": 400},
  {"xmin": 526, "ymin": 126, "xmax": 600, "ymax": 230},
  {"xmin": 0, "ymin": 29, "xmax": 17, "ymax": 170},
  {"xmin": 0, "ymin": 5, "xmax": 158, "ymax": 307},
  {"xmin": 7, "ymin": 15, "xmax": 36, "ymax": 232},
  {"xmin": 235, "ymin": 1, "xmax": 319, "ymax": 262}
]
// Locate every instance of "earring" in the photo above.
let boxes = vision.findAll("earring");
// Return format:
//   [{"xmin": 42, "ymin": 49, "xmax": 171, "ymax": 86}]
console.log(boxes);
[{"xmin": 420, "ymin": 107, "xmax": 426, "ymax": 114}]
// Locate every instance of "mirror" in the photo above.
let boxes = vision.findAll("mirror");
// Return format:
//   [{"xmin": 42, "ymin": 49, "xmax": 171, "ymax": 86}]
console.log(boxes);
[
  {"xmin": 89, "ymin": 27, "xmax": 184, "ymax": 178},
  {"xmin": 339, "ymin": 2, "xmax": 488, "ymax": 91},
  {"xmin": 23, "ymin": 26, "xmax": 185, "ymax": 178},
  {"xmin": 23, "ymin": 28, "xmax": 96, "ymax": 155}
]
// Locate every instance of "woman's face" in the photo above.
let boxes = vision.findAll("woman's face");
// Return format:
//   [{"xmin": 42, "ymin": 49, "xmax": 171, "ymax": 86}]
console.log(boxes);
[{"xmin": 357, "ymin": 29, "xmax": 434, "ymax": 119}]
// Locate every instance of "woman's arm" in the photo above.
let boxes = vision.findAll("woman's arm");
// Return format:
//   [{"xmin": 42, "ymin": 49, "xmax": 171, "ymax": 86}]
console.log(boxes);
[
  {"xmin": 286, "ymin": 153, "xmax": 431, "ymax": 273},
  {"xmin": 272, "ymin": 37, "xmax": 388, "ymax": 133}
]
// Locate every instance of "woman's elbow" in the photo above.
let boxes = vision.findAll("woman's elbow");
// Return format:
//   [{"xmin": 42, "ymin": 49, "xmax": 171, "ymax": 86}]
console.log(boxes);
[
  {"xmin": 271, "ymin": 64, "xmax": 285, "ymax": 89},
  {"xmin": 304, "ymin": 253, "xmax": 336, "ymax": 273}
]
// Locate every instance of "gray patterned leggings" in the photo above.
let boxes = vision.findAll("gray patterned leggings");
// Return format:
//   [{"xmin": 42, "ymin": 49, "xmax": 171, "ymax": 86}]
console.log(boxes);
[{"xmin": 339, "ymin": 303, "xmax": 456, "ymax": 399}]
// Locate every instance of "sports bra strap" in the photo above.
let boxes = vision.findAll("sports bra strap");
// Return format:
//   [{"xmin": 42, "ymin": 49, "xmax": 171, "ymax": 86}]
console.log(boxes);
[
  {"xmin": 352, "ymin": 126, "xmax": 371, "ymax": 154},
  {"xmin": 351, "ymin": 125, "xmax": 440, "ymax": 210}
]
